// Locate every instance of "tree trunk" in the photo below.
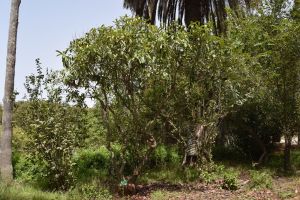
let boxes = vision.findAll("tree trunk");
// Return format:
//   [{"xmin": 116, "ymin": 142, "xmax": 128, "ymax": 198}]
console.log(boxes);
[
  {"xmin": 0, "ymin": 0, "xmax": 21, "ymax": 183},
  {"xmin": 283, "ymin": 135, "xmax": 292, "ymax": 172}
]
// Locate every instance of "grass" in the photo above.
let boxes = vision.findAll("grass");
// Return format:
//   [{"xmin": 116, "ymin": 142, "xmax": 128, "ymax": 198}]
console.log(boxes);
[
  {"xmin": 0, "ymin": 182, "xmax": 67, "ymax": 200},
  {"xmin": 150, "ymin": 190, "xmax": 170, "ymax": 200},
  {"xmin": 138, "ymin": 167, "xmax": 186, "ymax": 184},
  {"xmin": 150, "ymin": 190, "xmax": 180, "ymax": 200},
  {"xmin": 0, "ymin": 181, "xmax": 113, "ymax": 200}
]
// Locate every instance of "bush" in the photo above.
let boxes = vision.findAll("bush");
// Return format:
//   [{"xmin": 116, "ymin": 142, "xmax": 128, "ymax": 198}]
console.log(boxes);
[
  {"xmin": 73, "ymin": 147, "xmax": 110, "ymax": 181},
  {"xmin": 166, "ymin": 147, "xmax": 181, "ymax": 166},
  {"xmin": 153, "ymin": 145, "xmax": 168, "ymax": 165},
  {"xmin": 222, "ymin": 170, "xmax": 239, "ymax": 190},
  {"xmin": 18, "ymin": 61, "xmax": 88, "ymax": 190},
  {"xmin": 13, "ymin": 153, "xmax": 37, "ymax": 182},
  {"xmin": 149, "ymin": 145, "xmax": 180, "ymax": 168},
  {"xmin": 249, "ymin": 170, "xmax": 273, "ymax": 189}
]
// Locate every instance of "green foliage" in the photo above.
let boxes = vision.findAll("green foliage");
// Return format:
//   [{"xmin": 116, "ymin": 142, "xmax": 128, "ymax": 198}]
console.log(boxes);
[
  {"xmin": 153, "ymin": 145, "xmax": 168, "ymax": 165},
  {"xmin": 7, "ymin": 1, "xmax": 300, "ymax": 194},
  {"xmin": 83, "ymin": 106, "xmax": 106, "ymax": 148},
  {"xmin": 150, "ymin": 145, "xmax": 180, "ymax": 167},
  {"xmin": 0, "ymin": 182, "xmax": 113, "ymax": 200},
  {"xmin": 60, "ymin": 17, "xmax": 260, "ymax": 179},
  {"xmin": 291, "ymin": 149, "xmax": 300, "ymax": 169},
  {"xmin": 17, "ymin": 60, "xmax": 87, "ymax": 190},
  {"xmin": 266, "ymin": 149, "xmax": 300, "ymax": 171},
  {"xmin": 0, "ymin": 183, "xmax": 67, "ymax": 200},
  {"xmin": 13, "ymin": 153, "xmax": 39, "ymax": 183},
  {"xmin": 199, "ymin": 164, "xmax": 226, "ymax": 183},
  {"xmin": 278, "ymin": 189, "xmax": 295, "ymax": 199},
  {"xmin": 73, "ymin": 147, "xmax": 110, "ymax": 181},
  {"xmin": 165, "ymin": 147, "xmax": 181, "ymax": 166},
  {"xmin": 222, "ymin": 170, "xmax": 239, "ymax": 190},
  {"xmin": 68, "ymin": 181, "xmax": 112, "ymax": 200},
  {"xmin": 216, "ymin": 101, "xmax": 280, "ymax": 162},
  {"xmin": 291, "ymin": 0, "xmax": 300, "ymax": 20},
  {"xmin": 227, "ymin": 10, "xmax": 300, "ymax": 135},
  {"xmin": 249, "ymin": 170, "xmax": 273, "ymax": 189}
]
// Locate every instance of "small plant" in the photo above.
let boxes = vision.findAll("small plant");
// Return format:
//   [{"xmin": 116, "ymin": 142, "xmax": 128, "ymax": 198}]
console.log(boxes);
[
  {"xmin": 278, "ymin": 189, "xmax": 295, "ymax": 199},
  {"xmin": 249, "ymin": 170, "xmax": 273, "ymax": 189},
  {"xmin": 199, "ymin": 171, "xmax": 216, "ymax": 183},
  {"xmin": 222, "ymin": 171, "xmax": 239, "ymax": 190},
  {"xmin": 68, "ymin": 182, "xmax": 112, "ymax": 200}
]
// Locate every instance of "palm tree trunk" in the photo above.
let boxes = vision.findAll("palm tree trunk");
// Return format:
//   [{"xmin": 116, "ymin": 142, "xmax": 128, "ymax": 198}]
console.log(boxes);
[{"xmin": 0, "ymin": 0, "xmax": 21, "ymax": 183}]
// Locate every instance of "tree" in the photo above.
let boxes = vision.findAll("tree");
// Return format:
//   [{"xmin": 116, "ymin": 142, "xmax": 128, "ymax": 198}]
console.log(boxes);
[
  {"xmin": 225, "ymin": 8, "xmax": 300, "ymax": 171},
  {"xmin": 0, "ymin": 0, "xmax": 21, "ymax": 183},
  {"xmin": 123, "ymin": 0, "xmax": 253, "ymax": 34},
  {"xmin": 60, "ymin": 17, "xmax": 259, "ymax": 182}
]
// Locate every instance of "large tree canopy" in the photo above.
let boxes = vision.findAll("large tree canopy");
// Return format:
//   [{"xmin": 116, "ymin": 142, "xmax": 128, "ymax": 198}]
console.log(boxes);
[{"xmin": 123, "ymin": 0, "xmax": 253, "ymax": 33}]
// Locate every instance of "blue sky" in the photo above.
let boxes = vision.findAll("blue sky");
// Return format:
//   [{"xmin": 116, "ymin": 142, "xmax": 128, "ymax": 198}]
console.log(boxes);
[{"xmin": 0, "ymin": 1, "xmax": 130, "ymax": 100}]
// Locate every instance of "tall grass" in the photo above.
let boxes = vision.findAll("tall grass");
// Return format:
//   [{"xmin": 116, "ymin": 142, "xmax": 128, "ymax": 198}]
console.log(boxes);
[{"xmin": 0, "ymin": 182, "xmax": 66, "ymax": 200}]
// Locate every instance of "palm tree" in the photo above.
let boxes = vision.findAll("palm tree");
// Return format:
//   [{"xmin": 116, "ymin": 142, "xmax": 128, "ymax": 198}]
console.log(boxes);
[
  {"xmin": 123, "ymin": 0, "xmax": 252, "ymax": 34},
  {"xmin": 0, "ymin": 0, "xmax": 21, "ymax": 183}
]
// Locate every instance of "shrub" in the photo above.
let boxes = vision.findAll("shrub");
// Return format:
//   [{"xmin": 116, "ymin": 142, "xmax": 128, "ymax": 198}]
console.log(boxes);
[
  {"xmin": 166, "ymin": 147, "xmax": 181, "ymax": 166},
  {"xmin": 149, "ymin": 145, "xmax": 180, "ymax": 168},
  {"xmin": 198, "ymin": 163, "xmax": 226, "ymax": 184},
  {"xmin": 222, "ymin": 170, "xmax": 239, "ymax": 190},
  {"xmin": 249, "ymin": 170, "xmax": 273, "ymax": 189},
  {"xmin": 73, "ymin": 147, "xmax": 110, "ymax": 181},
  {"xmin": 153, "ymin": 145, "xmax": 168, "ymax": 165},
  {"xmin": 13, "ymin": 153, "xmax": 37, "ymax": 182},
  {"xmin": 18, "ymin": 61, "xmax": 88, "ymax": 190}
]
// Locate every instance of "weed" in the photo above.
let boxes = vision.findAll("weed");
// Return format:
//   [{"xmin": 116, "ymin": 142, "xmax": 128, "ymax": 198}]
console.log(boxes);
[
  {"xmin": 222, "ymin": 170, "xmax": 239, "ymax": 190},
  {"xmin": 249, "ymin": 170, "xmax": 273, "ymax": 189}
]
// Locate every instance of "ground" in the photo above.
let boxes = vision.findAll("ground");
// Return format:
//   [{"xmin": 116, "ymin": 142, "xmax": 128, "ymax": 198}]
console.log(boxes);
[{"xmin": 126, "ymin": 172, "xmax": 300, "ymax": 200}]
